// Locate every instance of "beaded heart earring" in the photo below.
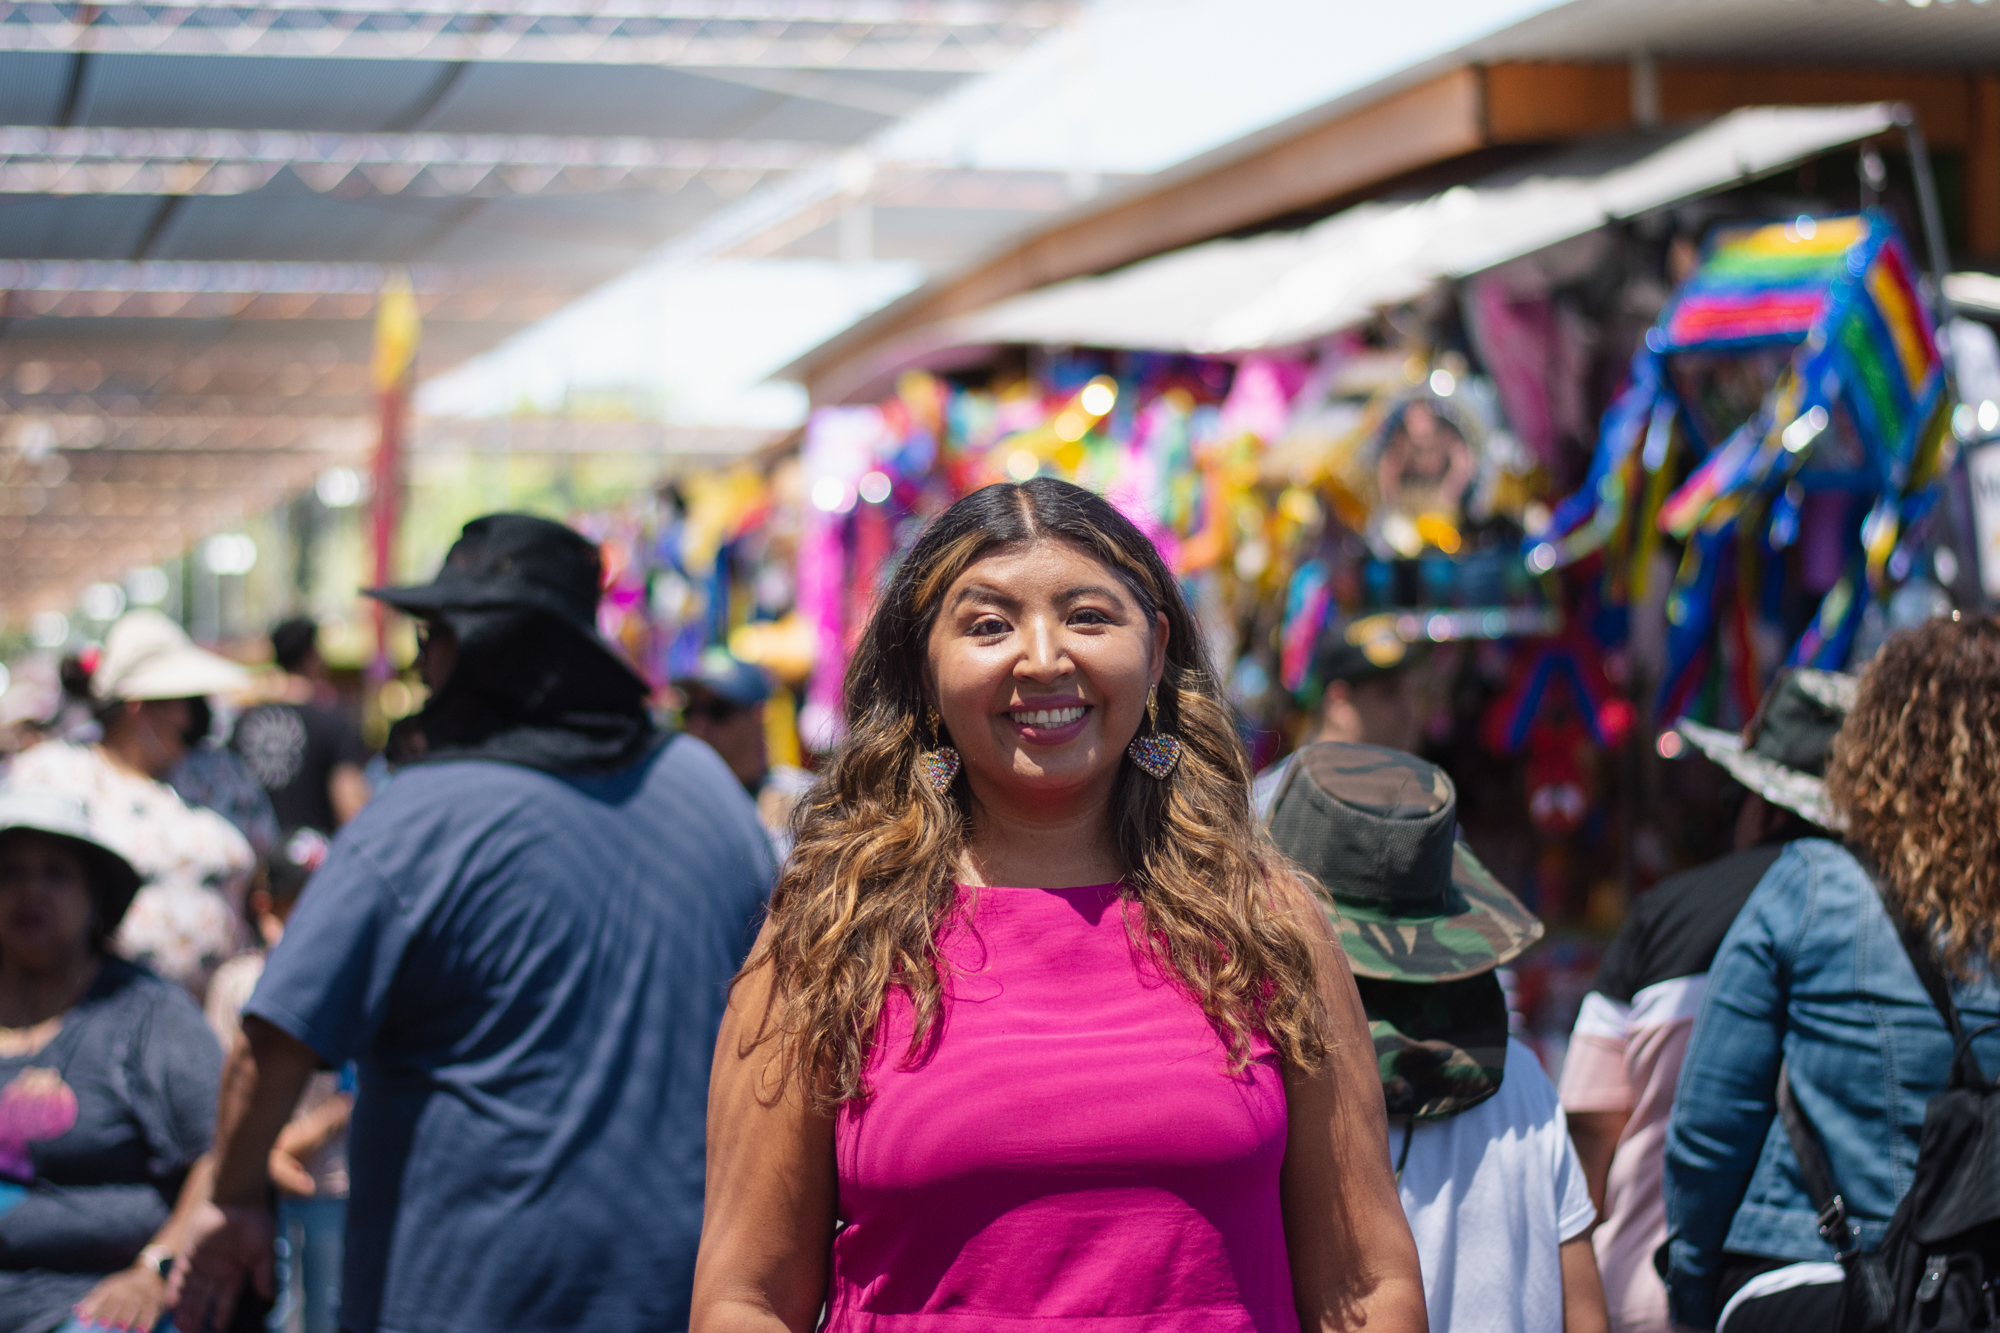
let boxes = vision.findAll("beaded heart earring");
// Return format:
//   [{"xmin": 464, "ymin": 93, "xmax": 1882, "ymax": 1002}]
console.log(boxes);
[
  {"xmin": 1126, "ymin": 685, "xmax": 1183, "ymax": 779},
  {"xmin": 917, "ymin": 704, "xmax": 961, "ymax": 794}
]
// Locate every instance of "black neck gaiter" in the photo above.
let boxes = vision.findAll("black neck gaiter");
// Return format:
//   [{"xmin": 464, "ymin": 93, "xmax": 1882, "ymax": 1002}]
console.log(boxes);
[{"xmin": 387, "ymin": 607, "xmax": 660, "ymax": 778}]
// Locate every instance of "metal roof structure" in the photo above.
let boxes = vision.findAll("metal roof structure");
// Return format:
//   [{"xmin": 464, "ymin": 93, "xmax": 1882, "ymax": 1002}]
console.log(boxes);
[{"xmin": 0, "ymin": 0, "xmax": 1072, "ymax": 616}]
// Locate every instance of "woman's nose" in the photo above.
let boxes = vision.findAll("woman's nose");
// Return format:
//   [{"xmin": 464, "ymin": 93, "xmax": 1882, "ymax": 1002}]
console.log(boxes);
[{"xmin": 1014, "ymin": 618, "xmax": 1073, "ymax": 680}]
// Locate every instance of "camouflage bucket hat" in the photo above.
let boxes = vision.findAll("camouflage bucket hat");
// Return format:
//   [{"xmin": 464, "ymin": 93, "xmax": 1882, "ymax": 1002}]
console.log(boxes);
[
  {"xmin": 1356, "ymin": 972, "xmax": 1509, "ymax": 1122},
  {"xmin": 1266, "ymin": 742, "xmax": 1543, "ymax": 981}
]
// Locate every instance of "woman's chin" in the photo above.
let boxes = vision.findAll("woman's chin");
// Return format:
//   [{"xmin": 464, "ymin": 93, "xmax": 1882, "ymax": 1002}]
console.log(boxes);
[{"xmin": 971, "ymin": 753, "xmax": 1118, "ymax": 799}]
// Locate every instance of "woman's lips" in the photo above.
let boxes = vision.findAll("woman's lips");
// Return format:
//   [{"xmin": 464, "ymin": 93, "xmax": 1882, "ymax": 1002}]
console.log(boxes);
[{"xmin": 1005, "ymin": 703, "xmax": 1092, "ymax": 744}]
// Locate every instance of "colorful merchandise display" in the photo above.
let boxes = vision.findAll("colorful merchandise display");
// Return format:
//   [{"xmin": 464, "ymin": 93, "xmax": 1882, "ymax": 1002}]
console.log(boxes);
[
  {"xmin": 784, "ymin": 347, "xmax": 1557, "ymax": 762},
  {"xmin": 537, "ymin": 202, "xmax": 1966, "ymax": 1075},
  {"xmin": 1536, "ymin": 212, "xmax": 1955, "ymax": 723}
]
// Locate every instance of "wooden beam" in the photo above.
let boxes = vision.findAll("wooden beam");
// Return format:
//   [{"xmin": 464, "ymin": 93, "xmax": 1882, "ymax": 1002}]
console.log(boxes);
[
  {"xmin": 1659, "ymin": 65, "xmax": 1971, "ymax": 148},
  {"xmin": 1970, "ymin": 73, "xmax": 2000, "ymax": 262},
  {"xmin": 1485, "ymin": 62, "xmax": 1632, "ymax": 144},
  {"xmin": 796, "ymin": 58, "xmax": 1991, "ymax": 403},
  {"xmin": 800, "ymin": 67, "xmax": 1487, "ymax": 402}
]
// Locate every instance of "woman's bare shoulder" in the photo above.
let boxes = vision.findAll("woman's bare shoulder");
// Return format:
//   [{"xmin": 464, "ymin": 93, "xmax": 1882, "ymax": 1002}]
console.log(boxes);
[{"xmin": 1265, "ymin": 862, "xmax": 1341, "ymax": 949}]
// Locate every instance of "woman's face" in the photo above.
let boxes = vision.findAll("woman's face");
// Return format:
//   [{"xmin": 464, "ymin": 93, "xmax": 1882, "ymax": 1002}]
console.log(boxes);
[
  {"xmin": 416, "ymin": 618, "xmax": 459, "ymax": 693},
  {"xmin": 108, "ymin": 697, "xmax": 193, "ymax": 777},
  {"xmin": 0, "ymin": 832, "xmax": 97, "ymax": 973},
  {"xmin": 927, "ymin": 538, "xmax": 1167, "ymax": 809}
]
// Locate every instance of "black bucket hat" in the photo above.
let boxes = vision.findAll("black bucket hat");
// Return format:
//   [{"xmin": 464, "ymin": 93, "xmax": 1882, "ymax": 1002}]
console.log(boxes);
[
  {"xmin": 1266, "ymin": 742, "xmax": 1542, "ymax": 982},
  {"xmin": 366, "ymin": 513, "xmax": 647, "ymax": 687},
  {"xmin": 1675, "ymin": 668, "xmax": 1853, "ymax": 831}
]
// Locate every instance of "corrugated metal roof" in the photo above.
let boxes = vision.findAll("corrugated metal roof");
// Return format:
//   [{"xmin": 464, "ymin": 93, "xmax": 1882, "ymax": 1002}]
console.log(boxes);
[{"xmin": 0, "ymin": 2, "xmax": 1064, "ymax": 612}]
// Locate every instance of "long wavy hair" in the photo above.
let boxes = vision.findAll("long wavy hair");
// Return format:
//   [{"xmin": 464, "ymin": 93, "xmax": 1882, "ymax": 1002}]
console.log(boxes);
[
  {"xmin": 1826, "ymin": 613, "xmax": 2000, "ymax": 976},
  {"xmin": 743, "ymin": 478, "xmax": 1328, "ymax": 1110}
]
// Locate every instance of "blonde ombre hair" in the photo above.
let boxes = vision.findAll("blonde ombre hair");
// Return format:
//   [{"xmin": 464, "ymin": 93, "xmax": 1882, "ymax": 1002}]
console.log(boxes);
[{"xmin": 741, "ymin": 478, "xmax": 1327, "ymax": 1110}]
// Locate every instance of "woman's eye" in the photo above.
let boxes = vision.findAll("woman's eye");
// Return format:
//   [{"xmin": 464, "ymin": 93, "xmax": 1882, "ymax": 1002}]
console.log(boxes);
[
  {"xmin": 1070, "ymin": 608, "xmax": 1111, "ymax": 626},
  {"xmin": 968, "ymin": 617, "xmax": 1007, "ymax": 636}
]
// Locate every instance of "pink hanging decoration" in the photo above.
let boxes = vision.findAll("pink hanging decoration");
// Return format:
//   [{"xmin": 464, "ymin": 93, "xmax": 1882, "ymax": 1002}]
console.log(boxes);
[
  {"xmin": 1216, "ymin": 354, "xmax": 1306, "ymax": 443},
  {"xmin": 1467, "ymin": 277, "xmax": 1560, "ymax": 468},
  {"xmin": 797, "ymin": 406, "xmax": 883, "ymax": 750},
  {"xmin": 796, "ymin": 511, "xmax": 846, "ymax": 751},
  {"xmin": 1107, "ymin": 485, "xmax": 1181, "ymax": 570}
]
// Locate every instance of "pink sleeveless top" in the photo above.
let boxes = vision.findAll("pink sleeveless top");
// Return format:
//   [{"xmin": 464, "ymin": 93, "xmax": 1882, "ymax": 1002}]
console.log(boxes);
[{"xmin": 828, "ymin": 882, "xmax": 1300, "ymax": 1332}]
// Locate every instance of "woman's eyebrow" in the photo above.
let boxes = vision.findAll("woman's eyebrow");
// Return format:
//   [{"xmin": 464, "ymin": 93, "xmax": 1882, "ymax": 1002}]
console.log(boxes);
[
  {"xmin": 950, "ymin": 583, "xmax": 1019, "ymax": 611},
  {"xmin": 1058, "ymin": 584, "xmax": 1126, "ymax": 605}
]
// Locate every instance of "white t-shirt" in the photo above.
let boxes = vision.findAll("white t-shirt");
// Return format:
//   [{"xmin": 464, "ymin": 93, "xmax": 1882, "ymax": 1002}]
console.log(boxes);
[{"xmin": 1397, "ymin": 1038, "xmax": 1598, "ymax": 1333}]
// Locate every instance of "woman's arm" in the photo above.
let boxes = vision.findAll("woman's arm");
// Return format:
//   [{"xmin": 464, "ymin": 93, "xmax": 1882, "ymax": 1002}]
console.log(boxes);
[
  {"xmin": 172, "ymin": 1018, "xmax": 321, "ymax": 1333},
  {"xmin": 1560, "ymin": 1235, "xmax": 1610, "ymax": 1333},
  {"xmin": 1567, "ymin": 1109, "xmax": 1629, "ymax": 1220},
  {"xmin": 1275, "ymin": 875, "xmax": 1428, "ymax": 1333},
  {"xmin": 71, "ymin": 1155, "xmax": 218, "ymax": 1331},
  {"xmin": 269, "ymin": 1092, "xmax": 354, "ymax": 1196},
  {"xmin": 690, "ymin": 934, "xmax": 839, "ymax": 1333}
]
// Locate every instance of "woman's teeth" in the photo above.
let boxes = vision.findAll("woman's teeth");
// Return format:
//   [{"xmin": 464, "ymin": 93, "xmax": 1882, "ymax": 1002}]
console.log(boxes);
[{"xmin": 1013, "ymin": 706, "xmax": 1085, "ymax": 728}]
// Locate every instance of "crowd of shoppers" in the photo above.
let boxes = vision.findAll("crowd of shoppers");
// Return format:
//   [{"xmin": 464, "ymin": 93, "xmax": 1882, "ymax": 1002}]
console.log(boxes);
[
  {"xmin": 1559, "ymin": 668, "xmax": 1849, "ymax": 1333},
  {"xmin": 673, "ymin": 651, "xmax": 815, "ymax": 858},
  {"xmin": 0, "ymin": 491, "xmax": 1991, "ymax": 1333},
  {"xmin": 203, "ymin": 826, "xmax": 350, "ymax": 1333},
  {"xmin": 5, "ymin": 612, "xmax": 258, "ymax": 995},
  {"xmin": 1664, "ymin": 615, "xmax": 2000, "ymax": 1333}
]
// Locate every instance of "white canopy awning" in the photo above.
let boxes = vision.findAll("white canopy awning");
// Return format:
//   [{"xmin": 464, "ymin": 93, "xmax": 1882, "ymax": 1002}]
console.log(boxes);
[
  {"xmin": 950, "ymin": 103, "xmax": 1904, "ymax": 356},
  {"xmin": 1947, "ymin": 271, "xmax": 2000, "ymax": 319}
]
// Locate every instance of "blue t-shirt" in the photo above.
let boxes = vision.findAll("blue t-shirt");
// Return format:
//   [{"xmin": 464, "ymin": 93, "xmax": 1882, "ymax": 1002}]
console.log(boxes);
[{"xmin": 246, "ymin": 735, "xmax": 775, "ymax": 1333}]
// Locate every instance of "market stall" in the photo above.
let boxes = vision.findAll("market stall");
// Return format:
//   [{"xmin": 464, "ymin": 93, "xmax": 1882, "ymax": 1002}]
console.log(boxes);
[{"xmin": 554, "ymin": 105, "xmax": 1975, "ymax": 1066}]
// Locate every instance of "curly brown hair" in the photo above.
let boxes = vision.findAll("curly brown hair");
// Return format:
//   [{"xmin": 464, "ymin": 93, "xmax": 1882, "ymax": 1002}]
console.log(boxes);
[
  {"xmin": 1826, "ymin": 614, "xmax": 2000, "ymax": 976},
  {"xmin": 741, "ymin": 478, "xmax": 1328, "ymax": 1112}
]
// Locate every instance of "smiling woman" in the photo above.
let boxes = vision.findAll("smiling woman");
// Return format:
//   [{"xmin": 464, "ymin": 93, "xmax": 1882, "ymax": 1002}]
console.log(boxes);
[{"xmin": 692, "ymin": 479, "xmax": 1426, "ymax": 1333}]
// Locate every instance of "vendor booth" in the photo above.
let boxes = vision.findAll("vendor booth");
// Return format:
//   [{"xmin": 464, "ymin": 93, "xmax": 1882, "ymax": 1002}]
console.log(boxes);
[{"xmin": 562, "ymin": 103, "xmax": 1977, "ymax": 1065}]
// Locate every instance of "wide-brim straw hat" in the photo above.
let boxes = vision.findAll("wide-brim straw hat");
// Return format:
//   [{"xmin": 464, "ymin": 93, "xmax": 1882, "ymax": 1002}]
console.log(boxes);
[
  {"xmin": 1266, "ymin": 742, "xmax": 1543, "ymax": 982},
  {"xmin": 93, "ymin": 609, "xmax": 249, "ymax": 704},
  {"xmin": 1675, "ymin": 668, "xmax": 1855, "ymax": 832},
  {"xmin": 0, "ymin": 786, "xmax": 143, "ymax": 930}
]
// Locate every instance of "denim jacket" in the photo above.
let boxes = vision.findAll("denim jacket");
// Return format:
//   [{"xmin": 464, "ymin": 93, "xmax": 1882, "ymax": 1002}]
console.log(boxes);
[{"xmin": 1662, "ymin": 839, "xmax": 2000, "ymax": 1328}]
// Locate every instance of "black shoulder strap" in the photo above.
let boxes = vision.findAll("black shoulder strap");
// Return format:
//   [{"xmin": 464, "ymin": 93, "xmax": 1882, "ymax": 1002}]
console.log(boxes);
[
  {"xmin": 1869, "ymin": 871, "xmax": 1984, "ymax": 1087},
  {"xmin": 1776, "ymin": 1060, "xmax": 1860, "ymax": 1258}
]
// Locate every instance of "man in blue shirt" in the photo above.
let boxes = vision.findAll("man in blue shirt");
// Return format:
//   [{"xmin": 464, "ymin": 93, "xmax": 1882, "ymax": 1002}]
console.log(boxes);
[{"xmin": 174, "ymin": 515, "xmax": 775, "ymax": 1333}]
